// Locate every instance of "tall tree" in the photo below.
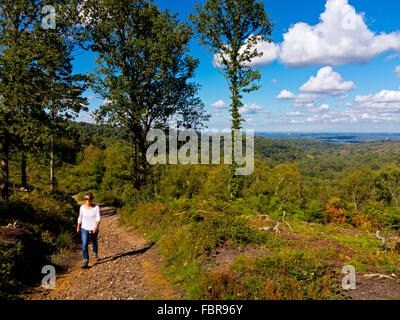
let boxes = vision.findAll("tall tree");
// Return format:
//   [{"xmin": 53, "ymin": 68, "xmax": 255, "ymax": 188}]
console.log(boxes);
[
  {"xmin": 0, "ymin": 0, "xmax": 87, "ymax": 197},
  {"xmin": 190, "ymin": 0, "xmax": 274, "ymax": 198},
  {"xmin": 0, "ymin": 0, "xmax": 45, "ymax": 199},
  {"xmin": 79, "ymin": 0, "xmax": 209, "ymax": 188},
  {"xmin": 374, "ymin": 166, "xmax": 400, "ymax": 206},
  {"xmin": 36, "ymin": 3, "xmax": 88, "ymax": 193}
]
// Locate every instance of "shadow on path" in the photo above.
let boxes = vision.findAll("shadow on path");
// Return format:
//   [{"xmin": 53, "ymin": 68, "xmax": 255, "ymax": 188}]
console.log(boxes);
[
  {"xmin": 100, "ymin": 207, "xmax": 117, "ymax": 217},
  {"xmin": 94, "ymin": 242, "xmax": 155, "ymax": 266}
]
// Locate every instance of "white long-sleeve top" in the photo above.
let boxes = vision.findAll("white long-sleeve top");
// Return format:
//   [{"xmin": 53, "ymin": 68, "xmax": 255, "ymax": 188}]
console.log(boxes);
[{"xmin": 78, "ymin": 204, "xmax": 101, "ymax": 231}]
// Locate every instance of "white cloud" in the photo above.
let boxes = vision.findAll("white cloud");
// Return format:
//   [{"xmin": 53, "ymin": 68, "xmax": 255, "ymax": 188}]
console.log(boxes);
[
  {"xmin": 299, "ymin": 66, "xmax": 356, "ymax": 95},
  {"xmin": 262, "ymin": 110, "xmax": 274, "ymax": 118},
  {"xmin": 395, "ymin": 66, "xmax": 400, "ymax": 78},
  {"xmin": 354, "ymin": 90, "xmax": 400, "ymax": 104},
  {"xmin": 239, "ymin": 103, "xmax": 263, "ymax": 115},
  {"xmin": 272, "ymin": 79, "xmax": 278, "ymax": 84},
  {"xmin": 246, "ymin": 0, "xmax": 400, "ymax": 68},
  {"xmin": 279, "ymin": 0, "xmax": 400, "ymax": 67},
  {"xmin": 310, "ymin": 104, "xmax": 330, "ymax": 113},
  {"xmin": 299, "ymin": 107, "xmax": 400, "ymax": 125},
  {"xmin": 213, "ymin": 37, "xmax": 279, "ymax": 68},
  {"xmin": 211, "ymin": 100, "xmax": 228, "ymax": 109},
  {"xmin": 103, "ymin": 99, "xmax": 112, "ymax": 105},
  {"xmin": 292, "ymin": 93, "xmax": 320, "ymax": 108},
  {"xmin": 247, "ymin": 41, "xmax": 280, "ymax": 67},
  {"xmin": 77, "ymin": 112, "xmax": 95, "ymax": 123},
  {"xmin": 276, "ymin": 89, "xmax": 296, "ymax": 100},
  {"xmin": 353, "ymin": 90, "xmax": 400, "ymax": 113},
  {"xmin": 285, "ymin": 111, "xmax": 303, "ymax": 117},
  {"xmin": 277, "ymin": 67, "xmax": 355, "ymax": 109}
]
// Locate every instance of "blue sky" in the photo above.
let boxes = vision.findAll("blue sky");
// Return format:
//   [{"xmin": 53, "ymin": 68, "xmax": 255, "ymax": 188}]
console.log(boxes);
[{"xmin": 75, "ymin": 0, "xmax": 400, "ymax": 132}]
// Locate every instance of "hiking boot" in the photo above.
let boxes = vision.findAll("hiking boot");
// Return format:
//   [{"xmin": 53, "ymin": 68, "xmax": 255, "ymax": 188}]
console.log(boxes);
[{"xmin": 81, "ymin": 259, "xmax": 89, "ymax": 268}]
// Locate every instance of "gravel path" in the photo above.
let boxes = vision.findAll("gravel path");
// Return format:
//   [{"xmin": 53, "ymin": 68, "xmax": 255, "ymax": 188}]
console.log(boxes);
[{"xmin": 24, "ymin": 206, "xmax": 182, "ymax": 300}]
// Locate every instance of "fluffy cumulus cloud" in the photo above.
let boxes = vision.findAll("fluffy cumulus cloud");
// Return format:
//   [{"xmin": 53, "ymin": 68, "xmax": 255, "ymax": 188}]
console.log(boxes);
[
  {"xmin": 213, "ymin": 37, "xmax": 279, "ymax": 68},
  {"xmin": 299, "ymin": 66, "xmax": 356, "ymax": 95},
  {"xmin": 276, "ymin": 89, "xmax": 296, "ymax": 100},
  {"xmin": 211, "ymin": 99, "xmax": 228, "ymax": 109},
  {"xmin": 225, "ymin": 0, "xmax": 400, "ymax": 68},
  {"xmin": 354, "ymin": 90, "xmax": 400, "ymax": 112},
  {"xmin": 279, "ymin": 0, "xmax": 400, "ymax": 67},
  {"xmin": 246, "ymin": 41, "xmax": 280, "ymax": 67},
  {"xmin": 239, "ymin": 103, "xmax": 263, "ymax": 115},
  {"xmin": 276, "ymin": 67, "xmax": 355, "ymax": 108},
  {"xmin": 310, "ymin": 104, "xmax": 330, "ymax": 113},
  {"xmin": 355, "ymin": 90, "xmax": 400, "ymax": 104}
]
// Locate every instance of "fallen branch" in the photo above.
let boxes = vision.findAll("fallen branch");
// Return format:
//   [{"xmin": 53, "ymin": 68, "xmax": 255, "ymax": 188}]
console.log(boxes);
[
  {"xmin": 273, "ymin": 222, "xmax": 280, "ymax": 234},
  {"xmin": 174, "ymin": 211, "xmax": 188, "ymax": 216},
  {"xmin": 197, "ymin": 210, "xmax": 214, "ymax": 215},
  {"xmin": 363, "ymin": 274, "xmax": 394, "ymax": 280}
]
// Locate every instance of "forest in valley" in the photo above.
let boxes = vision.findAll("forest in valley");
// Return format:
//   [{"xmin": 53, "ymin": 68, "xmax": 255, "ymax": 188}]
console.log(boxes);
[
  {"xmin": 1, "ymin": 0, "xmax": 400, "ymax": 300},
  {"xmin": 2, "ymin": 120, "xmax": 400, "ymax": 299}
]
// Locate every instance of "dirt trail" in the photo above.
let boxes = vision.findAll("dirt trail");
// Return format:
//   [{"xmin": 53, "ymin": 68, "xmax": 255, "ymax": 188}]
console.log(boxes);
[{"xmin": 24, "ymin": 202, "xmax": 183, "ymax": 300}]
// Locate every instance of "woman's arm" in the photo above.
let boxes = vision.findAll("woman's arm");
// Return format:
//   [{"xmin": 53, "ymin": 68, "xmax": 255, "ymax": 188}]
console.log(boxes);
[
  {"xmin": 77, "ymin": 206, "xmax": 83, "ymax": 233},
  {"xmin": 93, "ymin": 221, "xmax": 100, "ymax": 234},
  {"xmin": 93, "ymin": 205, "xmax": 101, "ymax": 233}
]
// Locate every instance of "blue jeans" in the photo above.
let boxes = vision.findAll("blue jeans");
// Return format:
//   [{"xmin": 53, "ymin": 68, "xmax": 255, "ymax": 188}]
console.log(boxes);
[{"xmin": 81, "ymin": 228, "xmax": 99, "ymax": 261}]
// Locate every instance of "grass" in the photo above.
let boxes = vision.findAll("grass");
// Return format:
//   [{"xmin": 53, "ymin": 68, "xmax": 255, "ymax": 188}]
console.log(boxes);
[{"xmin": 120, "ymin": 196, "xmax": 400, "ymax": 300}]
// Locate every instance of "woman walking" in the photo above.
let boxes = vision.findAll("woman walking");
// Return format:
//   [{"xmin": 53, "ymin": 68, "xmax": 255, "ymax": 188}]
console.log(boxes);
[{"xmin": 77, "ymin": 192, "xmax": 101, "ymax": 268}]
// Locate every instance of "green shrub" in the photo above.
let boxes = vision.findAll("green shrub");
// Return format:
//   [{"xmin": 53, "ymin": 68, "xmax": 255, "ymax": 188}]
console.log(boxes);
[
  {"xmin": 305, "ymin": 200, "xmax": 325, "ymax": 223},
  {"xmin": 0, "ymin": 242, "xmax": 23, "ymax": 299},
  {"xmin": 195, "ymin": 251, "xmax": 335, "ymax": 300}
]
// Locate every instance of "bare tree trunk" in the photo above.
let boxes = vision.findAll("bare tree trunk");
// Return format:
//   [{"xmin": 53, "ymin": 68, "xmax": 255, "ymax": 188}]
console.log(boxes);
[
  {"xmin": 50, "ymin": 134, "xmax": 55, "ymax": 193},
  {"xmin": 1, "ymin": 129, "xmax": 10, "ymax": 200},
  {"xmin": 21, "ymin": 152, "xmax": 27, "ymax": 189}
]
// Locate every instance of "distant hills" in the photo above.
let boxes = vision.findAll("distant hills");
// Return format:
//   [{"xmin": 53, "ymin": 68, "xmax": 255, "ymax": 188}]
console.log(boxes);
[{"xmin": 255, "ymin": 132, "xmax": 400, "ymax": 144}]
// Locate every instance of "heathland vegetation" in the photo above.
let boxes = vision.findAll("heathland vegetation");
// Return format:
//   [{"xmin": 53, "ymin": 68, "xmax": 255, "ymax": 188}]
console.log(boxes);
[
  {"xmin": 2, "ymin": 121, "xmax": 400, "ymax": 299},
  {"xmin": 1, "ymin": 0, "xmax": 400, "ymax": 300}
]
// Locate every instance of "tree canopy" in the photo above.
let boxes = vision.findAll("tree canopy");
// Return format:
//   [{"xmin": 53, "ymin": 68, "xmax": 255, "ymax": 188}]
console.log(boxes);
[{"xmin": 79, "ymin": 0, "xmax": 210, "ymax": 188}]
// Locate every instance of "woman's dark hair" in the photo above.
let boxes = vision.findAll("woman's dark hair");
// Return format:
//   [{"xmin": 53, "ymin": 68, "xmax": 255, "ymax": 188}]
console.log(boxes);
[{"xmin": 84, "ymin": 192, "xmax": 94, "ymax": 199}]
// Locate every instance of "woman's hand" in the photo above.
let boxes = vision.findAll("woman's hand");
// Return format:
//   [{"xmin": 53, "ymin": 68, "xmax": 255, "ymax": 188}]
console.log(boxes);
[
  {"xmin": 93, "ymin": 226, "xmax": 97, "ymax": 234},
  {"xmin": 76, "ymin": 225, "xmax": 81, "ymax": 233}
]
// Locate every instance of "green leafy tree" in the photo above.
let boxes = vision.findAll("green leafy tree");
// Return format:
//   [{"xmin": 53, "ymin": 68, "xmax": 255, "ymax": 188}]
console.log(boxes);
[
  {"xmin": 338, "ymin": 166, "xmax": 373, "ymax": 210},
  {"xmin": 267, "ymin": 162, "xmax": 302, "ymax": 209},
  {"xmin": 79, "ymin": 0, "xmax": 209, "ymax": 189},
  {"xmin": 36, "ymin": 4, "xmax": 88, "ymax": 193},
  {"xmin": 0, "ymin": 0, "xmax": 42, "ymax": 199},
  {"xmin": 0, "ymin": 0, "xmax": 87, "ymax": 198},
  {"xmin": 190, "ymin": 0, "xmax": 274, "ymax": 198},
  {"xmin": 373, "ymin": 165, "xmax": 400, "ymax": 206}
]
